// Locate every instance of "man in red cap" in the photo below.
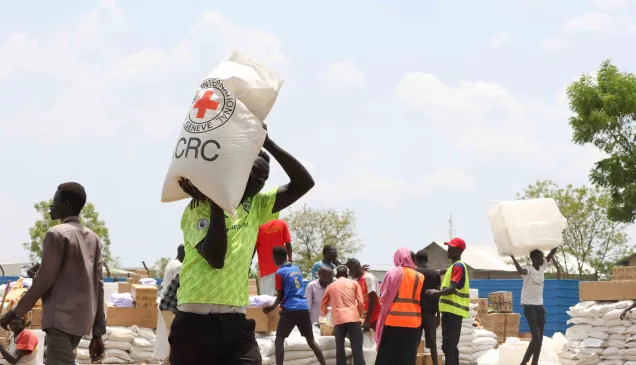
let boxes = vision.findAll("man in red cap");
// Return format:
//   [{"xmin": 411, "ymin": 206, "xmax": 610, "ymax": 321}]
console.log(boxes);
[{"xmin": 427, "ymin": 238, "xmax": 470, "ymax": 365}]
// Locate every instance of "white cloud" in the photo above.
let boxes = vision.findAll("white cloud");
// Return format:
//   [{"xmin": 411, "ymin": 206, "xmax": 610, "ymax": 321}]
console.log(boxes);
[
  {"xmin": 541, "ymin": 37, "xmax": 562, "ymax": 52},
  {"xmin": 590, "ymin": 0, "xmax": 628, "ymax": 9},
  {"xmin": 321, "ymin": 58, "xmax": 366, "ymax": 86},
  {"xmin": 489, "ymin": 32, "xmax": 511, "ymax": 48},
  {"xmin": 564, "ymin": 13, "xmax": 611, "ymax": 31},
  {"xmin": 0, "ymin": 4, "xmax": 288, "ymax": 140},
  {"xmin": 395, "ymin": 72, "xmax": 566, "ymax": 158}
]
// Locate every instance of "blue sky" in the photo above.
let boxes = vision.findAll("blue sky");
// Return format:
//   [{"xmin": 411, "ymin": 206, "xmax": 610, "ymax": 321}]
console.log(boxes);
[{"xmin": 1, "ymin": 0, "xmax": 635, "ymax": 267}]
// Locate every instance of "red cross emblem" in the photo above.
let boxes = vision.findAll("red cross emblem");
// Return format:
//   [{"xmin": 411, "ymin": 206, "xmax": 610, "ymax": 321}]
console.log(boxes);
[{"xmin": 193, "ymin": 90, "xmax": 220, "ymax": 119}]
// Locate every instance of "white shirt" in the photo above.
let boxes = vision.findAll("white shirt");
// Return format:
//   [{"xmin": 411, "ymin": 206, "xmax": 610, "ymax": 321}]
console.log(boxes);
[
  {"xmin": 160, "ymin": 259, "xmax": 182, "ymax": 298},
  {"xmin": 520, "ymin": 260, "xmax": 548, "ymax": 305}
]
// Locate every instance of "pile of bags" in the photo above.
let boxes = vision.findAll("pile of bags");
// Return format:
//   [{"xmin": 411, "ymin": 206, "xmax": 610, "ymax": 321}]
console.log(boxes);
[
  {"xmin": 76, "ymin": 326, "xmax": 159, "ymax": 364},
  {"xmin": 435, "ymin": 318, "xmax": 499, "ymax": 364},
  {"xmin": 562, "ymin": 300, "xmax": 636, "ymax": 364},
  {"xmin": 257, "ymin": 329, "xmax": 352, "ymax": 365}
]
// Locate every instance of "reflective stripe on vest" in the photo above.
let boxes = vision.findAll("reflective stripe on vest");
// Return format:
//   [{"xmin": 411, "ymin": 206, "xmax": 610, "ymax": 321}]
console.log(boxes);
[
  {"xmin": 385, "ymin": 267, "xmax": 424, "ymax": 328},
  {"xmin": 439, "ymin": 261, "xmax": 471, "ymax": 318}
]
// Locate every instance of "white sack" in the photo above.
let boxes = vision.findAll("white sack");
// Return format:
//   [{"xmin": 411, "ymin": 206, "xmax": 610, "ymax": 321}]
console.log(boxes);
[
  {"xmin": 161, "ymin": 50, "xmax": 284, "ymax": 216},
  {"xmin": 101, "ymin": 357, "xmax": 127, "ymax": 364},
  {"xmin": 105, "ymin": 349, "xmax": 132, "ymax": 361},
  {"xmin": 488, "ymin": 198, "xmax": 567, "ymax": 256},
  {"xmin": 106, "ymin": 326, "xmax": 136, "ymax": 342},
  {"xmin": 103, "ymin": 340, "xmax": 133, "ymax": 351}
]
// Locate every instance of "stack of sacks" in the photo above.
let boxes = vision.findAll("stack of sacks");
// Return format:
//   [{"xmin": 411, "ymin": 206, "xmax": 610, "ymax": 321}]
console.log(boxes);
[
  {"xmin": 257, "ymin": 329, "xmax": 352, "ymax": 365},
  {"xmin": 434, "ymin": 319, "xmax": 499, "ymax": 364},
  {"xmin": 561, "ymin": 300, "xmax": 636, "ymax": 365},
  {"xmin": 76, "ymin": 326, "xmax": 159, "ymax": 364},
  {"xmin": 469, "ymin": 302, "xmax": 478, "ymax": 319}
]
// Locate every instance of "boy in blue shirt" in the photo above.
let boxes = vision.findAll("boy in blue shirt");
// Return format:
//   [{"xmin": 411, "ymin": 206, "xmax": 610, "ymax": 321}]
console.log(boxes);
[{"xmin": 264, "ymin": 247, "xmax": 327, "ymax": 365}]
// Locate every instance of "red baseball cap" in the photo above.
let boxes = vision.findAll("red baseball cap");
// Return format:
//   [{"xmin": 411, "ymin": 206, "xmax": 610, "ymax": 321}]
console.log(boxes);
[{"xmin": 445, "ymin": 237, "xmax": 466, "ymax": 251}]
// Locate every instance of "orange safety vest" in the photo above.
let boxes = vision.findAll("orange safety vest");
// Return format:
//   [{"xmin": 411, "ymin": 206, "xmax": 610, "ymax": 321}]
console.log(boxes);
[{"xmin": 385, "ymin": 267, "xmax": 424, "ymax": 328}]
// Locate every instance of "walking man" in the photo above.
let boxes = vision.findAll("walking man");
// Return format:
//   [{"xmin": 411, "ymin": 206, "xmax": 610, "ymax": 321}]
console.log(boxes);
[
  {"xmin": 414, "ymin": 249, "xmax": 441, "ymax": 365},
  {"xmin": 511, "ymin": 248, "xmax": 558, "ymax": 365},
  {"xmin": 346, "ymin": 259, "xmax": 381, "ymax": 332},
  {"xmin": 0, "ymin": 183, "xmax": 105, "ymax": 364},
  {"xmin": 256, "ymin": 219, "xmax": 293, "ymax": 295},
  {"xmin": 305, "ymin": 267, "xmax": 334, "ymax": 324},
  {"xmin": 264, "ymin": 247, "xmax": 327, "ymax": 365},
  {"xmin": 321, "ymin": 266, "xmax": 366, "ymax": 365},
  {"xmin": 170, "ymin": 125, "xmax": 315, "ymax": 365},
  {"xmin": 428, "ymin": 238, "xmax": 470, "ymax": 365}
]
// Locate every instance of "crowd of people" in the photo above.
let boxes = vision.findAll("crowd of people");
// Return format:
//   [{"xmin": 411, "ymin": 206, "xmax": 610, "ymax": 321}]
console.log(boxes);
[{"xmin": 0, "ymin": 127, "xmax": 567, "ymax": 365}]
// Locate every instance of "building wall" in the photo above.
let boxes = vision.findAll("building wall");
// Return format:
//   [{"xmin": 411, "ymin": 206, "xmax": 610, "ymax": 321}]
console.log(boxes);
[
  {"xmin": 0, "ymin": 263, "xmax": 30, "ymax": 276},
  {"xmin": 629, "ymin": 257, "xmax": 636, "ymax": 266}
]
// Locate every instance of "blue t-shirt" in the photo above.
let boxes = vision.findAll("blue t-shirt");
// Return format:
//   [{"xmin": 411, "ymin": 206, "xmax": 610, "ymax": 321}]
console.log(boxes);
[{"xmin": 276, "ymin": 263, "xmax": 309, "ymax": 311}]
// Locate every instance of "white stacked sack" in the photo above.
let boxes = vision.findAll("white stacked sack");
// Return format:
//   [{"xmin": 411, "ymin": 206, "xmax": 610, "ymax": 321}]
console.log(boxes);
[
  {"xmin": 76, "ymin": 326, "xmax": 159, "ymax": 364},
  {"xmin": 257, "ymin": 329, "xmax": 352, "ymax": 365},
  {"xmin": 561, "ymin": 300, "xmax": 636, "ymax": 365},
  {"xmin": 435, "ymin": 317, "xmax": 498, "ymax": 364}
]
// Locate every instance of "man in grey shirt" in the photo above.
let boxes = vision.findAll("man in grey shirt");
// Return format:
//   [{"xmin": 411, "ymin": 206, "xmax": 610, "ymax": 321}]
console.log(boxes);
[{"xmin": 0, "ymin": 182, "xmax": 106, "ymax": 364}]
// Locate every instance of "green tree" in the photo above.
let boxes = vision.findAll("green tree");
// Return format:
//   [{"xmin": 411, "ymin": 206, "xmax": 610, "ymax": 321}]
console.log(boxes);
[
  {"xmin": 284, "ymin": 205, "xmax": 362, "ymax": 277},
  {"xmin": 567, "ymin": 60, "xmax": 636, "ymax": 223},
  {"xmin": 152, "ymin": 257, "xmax": 171, "ymax": 278},
  {"xmin": 23, "ymin": 200, "xmax": 120, "ymax": 268},
  {"xmin": 518, "ymin": 180, "xmax": 632, "ymax": 279}
]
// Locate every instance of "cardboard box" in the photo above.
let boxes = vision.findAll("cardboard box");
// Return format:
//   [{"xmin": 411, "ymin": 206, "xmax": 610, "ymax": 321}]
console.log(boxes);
[
  {"xmin": 246, "ymin": 307, "xmax": 281, "ymax": 333},
  {"xmin": 489, "ymin": 291, "xmax": 513, "ymax": 304},
  {"xmin": 118, "ymin": 282, "xmax": 132, "ymax": 293},
  {"xmin": 31, "ymin": 308, "xmax": 42, "ymax": 327},
  {"xmin": 505, "ymin": 313, "xmax": 521, "ymax": 324},
  {"xmin": 105, "ymin": 303, "xmax": 158, "ymax": 328},
  {"xmin": 0, "ymin": 329, "xmax": 10, "ymax": 338},
  {"xmin": 0, "ymin": 337, "xmax": 9, "ymax": 348},
  {"xmin": 471, "ymin": 298, "xmax": 489, "ymax": 316},
  {"xmin": 492, "ymin": 301, "xmax": 512, "ymax": 313},
  {"xmin": 131, "ymin": 285, "xmax": 158, "ymax": 300},
  {"xmin": 320, "ymin": 323, "xmax": 334, "ymax": 336},
  {"xmin": 579, "ymin": 281, "xmax": 636, "ymax": 301},
  {"xmin": 612, "ymin": 266, "xmax": 636, "ymax": 281}
]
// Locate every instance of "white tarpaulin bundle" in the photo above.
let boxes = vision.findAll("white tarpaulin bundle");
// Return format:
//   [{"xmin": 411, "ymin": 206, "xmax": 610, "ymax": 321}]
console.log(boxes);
[
  {"xmin": 488, "ymin": 198, "xmax": 567, "ymax": 257},
  {"xmin": 562, "ymin": 300, "xmax": 636, "ymax": 364},
  {"xmin": 257, "ymin": 329, "xmax": 353, "ymax": 365},
  {"xmin": 161, "ymin": 50, "xmax": 285, "ymax": 217},
  {"xmin": 76, "ymin": 326, "xmax": 159, "ymax": 364}
]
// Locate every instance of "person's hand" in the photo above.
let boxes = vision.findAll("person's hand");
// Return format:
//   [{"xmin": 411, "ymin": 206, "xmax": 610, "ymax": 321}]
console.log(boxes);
[
  {"xmin": 436, "ymin": 316, "xmax": 441, "ymax": 328},
  {"xmin": 426, "ymin": 289, "xmax": 440, "ymax": 297},
  {"xmin": 263, "ymin": 306, "xmax": 275, "ymax": 314},
  {"xmin": 262, "ymin": 124, "xmax": 273, "ymax": 149},
  {"xmin": 0, "ymin": 311, "xmax": 16, "ymax": 330},
  {"xmin": 362, "ymin": 320, "xmax": 370, "ymax": 333},
  {"xmin": 179, "ymin": 178, "xmax": 209, "ymax": 208},
  {"xmin": 362, "ymin": 264, "xmax": 371, "ymax": 271},
  {"xmin": 89, "ymin": 336, "xmax": 105, "ymax": 363},
  {"xmin": 621, "ymin": 308, "xmax": 632, "ymax": 320}
]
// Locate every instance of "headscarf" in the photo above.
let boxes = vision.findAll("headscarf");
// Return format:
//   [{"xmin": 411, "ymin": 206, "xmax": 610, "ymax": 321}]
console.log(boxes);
[{"xmin": 375, "ymin": 247, "xmax": 415, "ymax": 348}]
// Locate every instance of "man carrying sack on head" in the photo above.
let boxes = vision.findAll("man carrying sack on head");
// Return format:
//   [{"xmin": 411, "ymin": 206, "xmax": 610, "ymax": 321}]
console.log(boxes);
[{"xmin": 427, "ymin": 238, "xmax": 470, "ymax": 365}]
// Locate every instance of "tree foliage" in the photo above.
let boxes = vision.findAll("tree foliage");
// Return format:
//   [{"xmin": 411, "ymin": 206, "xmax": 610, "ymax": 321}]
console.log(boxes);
[
  {"xmin": 518, "ymin": 180, "xmax": 631, "ymax": 278},
  {"xmin": 23, "ymin": 200, "xmax": 120, "ymax": 268},
  {"xmin": 284, "ymin": 205, "xmax": 362, "ymax": 276},
  {"xmin": 567, "ymin": 60, "xmax": 636, "ymax": 223},
  {"xmin": 152, "ymin": 257, "xmax": 171, "ymax": 278}
]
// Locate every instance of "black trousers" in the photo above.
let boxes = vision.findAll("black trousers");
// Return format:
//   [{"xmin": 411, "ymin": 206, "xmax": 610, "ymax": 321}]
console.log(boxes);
[
  {"xmin": 442, "ymin": 312, "xmax": 463, "ymax": 365},
  {"xmin": 169, "ymin": 311, "xmax": 262, "ymax": 365},
  {"xmin": 375, "ymin": 326, "xmax": 421, "ymax": 365},
  {"xmin": 522, "ymin": 305, "xmax": 546, "ymax": 365},
  {"xmin": 418, "ymin": 313, "xmax": 439, "ymax": 365},
  {"xmin": 334, "ymin": 322, "xmax": 365, "ymax": 365}
]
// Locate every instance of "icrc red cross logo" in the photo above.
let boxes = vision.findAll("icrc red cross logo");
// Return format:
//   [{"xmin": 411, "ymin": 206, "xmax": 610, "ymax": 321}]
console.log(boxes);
[{"xmin": 183, "ymin": 78, "xmax": 236, "ymax": 134}]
